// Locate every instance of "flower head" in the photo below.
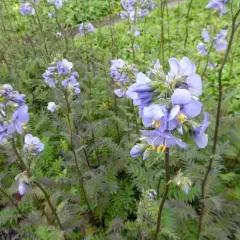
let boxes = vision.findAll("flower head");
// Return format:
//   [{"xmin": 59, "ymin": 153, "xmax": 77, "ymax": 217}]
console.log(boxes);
[
  {"xmin": 79, "ymin": 23, "xmax": 95, "ymax": 35},
  {"xmin": 62, "ymin": 75, "xmax": 80, "ymax": 95},
  {"xmin": 194, "ymin": 112, "xmax": 210, "ymax": 148},
  {"xmin": 47, "ymin": 102, "xmax": 57, "ymax": 112},
  {"xmin": 168, "ymin": 57, "xmax": 202, "ymax": 97},
  {"xmin": 205, "ymin": 0, "xmax": 228, "ymax": 17},
  {"xmin": 214, "ymin": 29, "xmax": 228, "ymax": 52},
  {"xmin": 201, "ymin": 29, "xmax": 210, "ymax": 43},
  {"xmin": 197, "ymin": 42, "xmax": 208, "ymax": 56},
  {"xmin": 47, "ymin": 0, "xmax": 63, "ymax": 9},
  {"xmin": 57, "ymin": 59, "xmax": 73, "ymax": 75},
  {"xmin": 8, "ymin": 105, "xmax": 29, "ymax": 135},
  {"xmin": 126, "ymin": 73, "xmax": 153, "ymax": 110},
  {"xmin": 15, "ymin": 172, "xmax": 29, "ymax": 196},
  {"xmin": 19, "ymin": 2, "xmax": 35, "ymax": 16},
  {"xmin": 142, "ymin": 104, "xmax": 168, "ymax": 132},
  {"xmin": 23, "ymin": 134, "xmax": 44, "ymax": 155}
]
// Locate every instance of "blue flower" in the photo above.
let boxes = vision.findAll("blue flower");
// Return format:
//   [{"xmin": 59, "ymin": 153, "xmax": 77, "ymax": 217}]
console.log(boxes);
[
  {"xmin": 194, "ymin": 112, "xmax": 210, "ymax": 148},
  {"xmin": 141, "ymin": 130, "xmax": 188, "ymax": 151},
  {"xmin": 47, "ymin": 102, "xmax": 57, "ymax": 112},
  {"xmin": 126, "ymin": 73, "xmax": 153, "ymax": 111},
  {"xmin": 205, "ymin": 0, "xmax": 229, "ymax": 17},
  {"xmin": 130, "ymin": 144, "xmax": 144, "ymax": 157},
  {"xmin": 214, "ymin": 29, "xmax": 228, "ymax": 52},
  {"xmin": 19, "ymin": 2, "xmax": 35, "ymax": 16},
  {"xmin": 197, "ymin": 42, "xmax": 208, "ymax": 56},
  {"xmin": 8, "ymin": 105, "xmax": 29, "ymax": 135},
  {"xmin": 57, "ymin": 59, "xmax": 73, "ymax": 75},
  {"xmin": 168, "ymin": 92, "xmax": 203, "ymax": 131},
  {"xmin": 79, "ymin": 23, "xmax": 95, "ymax": 34},
  {"xmin": 168, "ymin": 57, "xmax": 202, "ymax": 97},
  {"xmin": 23, "ymin": 134, "xmax": 44, "ymax": 155},
  {"xmin": 47, "ymin": 0, "xmax": 63, "ymax": 9},
  {"xmin": 201, "ymin": 28, "xmax": 210, "ymax": 43},
  {"xmin": 62, "ymin": 75, "xmax": 80, "ymax": 95},
  {"xmin": 142, "ymin": 104, "xmax": 168, "ymax": 132},
  {"xmin": 0, "ymin": 84, "xmax": 25, "ymax": 105}
]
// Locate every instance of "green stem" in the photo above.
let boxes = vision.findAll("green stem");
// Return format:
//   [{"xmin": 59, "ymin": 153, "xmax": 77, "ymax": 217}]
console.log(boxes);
[
  {"xmin": 184, "ymin": 0, "xmax": 193, "ymax": 49},
  {"xmin": 11, "ymin": 139, "xmax": 65, "ymax": 236},
  {"xmin": 0, "ymin": 186, "xmax": 25, "ymax": 218},
  {"xmin": 155, "ymin": 148, "xmax": 170, "ymax": 239}
]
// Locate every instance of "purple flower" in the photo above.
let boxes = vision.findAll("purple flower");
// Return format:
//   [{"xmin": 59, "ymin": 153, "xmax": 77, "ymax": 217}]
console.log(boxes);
[
  {"xmin": 138, "ymin": 9, "xmax": 149, "ymax": 18},
  {"xmin": 8, "ymin": 105, "xmax": 29, "ymax": 135},
  {"xmin": 57, "ymin": 59, "xmax": 73, "ymax": 75},
  {"xmin": 126, "ymin": 72, "xmax": 153, "ymax": 111},
  {"xmin": 130, "ymin": 144, "xmax": 144, "ymax": 157},
  {"xmin": 194, "ymin": 112, "xmax": 210, "ymax": 148},
  {"xmin": 62, "ymin": 75, "xmax": 80, "ymax": 95},
  {"xmin": 207, "ymin": 62, "xmax": 217, "ymax": 69},
  {"xmin": 19, "ymin": 2, "xmax": 35, "ymax": 16},
  {"xmin": 47, "ymin": 102, "xmax": 56, "ymax": 112},
  {"xmin": 114, "ymin": 89, "xmax": 126, "ymax": 98},
  {"xmin": 171, "ymin": 89, "xmax": 192, "ymax": 105},
  {"xmin": 23, "ymin": 134, "xmax": 44, "ymax": 155},
  {"xmin": 148, "ymin": 190, "xmax": 157, "ymax": 199},
  {"xmin": 79, "ymin": 23, "xmax": 95, "ymax": 34},
  {"xmin": 168, "ymin": 57, "xmax": 202, "ymax": 97},
  {"xmin": 0, "ymin": 84, "xmax": 25, "ymax": 105},
  {"xmin": 205, "ymin": 0, "xmax": 228, "ymax": 17},
  {"xmin": 214, "ymin": 29, "xmax": 228, "ymax": 52},
  {"xmin": 141, "ymin": 130, "xmax": 188, "ymax": 150},
  {"xmin": 121, "ymin": 0, "xmax": 135, "ymax": 11},
  {"xmin": 47, "ymin": 0, "xmax": 63, "ymax": 9},
  {"xmin": 201, "ymin": 29, "xmax": 210, "ymax": 43},
  {"xmin": 130, "ymin": 27, "xmax": 140, "ymax": 37},
  {"xmin": 168, "ymin": 100, "xmax": 203, "ymax": 130},
  {"xmin": 110, "ymin": 59, "xmax": 129, "ymax": 84},
  {"xmin": 197, "ymin": 42, "xmax": 208, "ymax": 56},
  {"xmin": 142, "ymin": 104, "xmax": 168, "ymax": 132},
  {"xmin": 15, "ymin": 173, "xmax": 29, "ymax": 196}
]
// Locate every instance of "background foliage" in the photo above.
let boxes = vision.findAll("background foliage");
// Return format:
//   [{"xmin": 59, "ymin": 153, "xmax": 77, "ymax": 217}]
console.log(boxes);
[{"xmin": 0, "ymin": 0, "xmax": 240, "ymax": 239}]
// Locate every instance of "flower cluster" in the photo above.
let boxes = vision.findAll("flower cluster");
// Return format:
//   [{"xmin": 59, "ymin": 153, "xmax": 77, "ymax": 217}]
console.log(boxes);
[
  {"xmin": 79, "ymin": 23, "xmax": 95, "ymax": 35},
  {"xmin": 197, "ymin": 28, "xmax": 228, "ymax": 57},
  {"xmin": 205, "ymin": 0, "xmax": 229, "ymax": 17},
  {"xmin": 120, "ymin": 0, "xmax": 155, "ymax": 20},
  {"xmin": 127, "ymin": 57, "xmax": 209, "ymax": 162},
  {"xmin": 0, "ymin": 84, "xmax": 29, "ymax": 144},
  {"xmin": 42, "ymin": 59, "xmax": 80, "ymax": 95},
  {"xmin": 19, "ymin": 2, "xmax": 36, "ymax": 16},
  {"xmin": 110, "ymin": 59, "xmax": 138, "ymax": 97}
]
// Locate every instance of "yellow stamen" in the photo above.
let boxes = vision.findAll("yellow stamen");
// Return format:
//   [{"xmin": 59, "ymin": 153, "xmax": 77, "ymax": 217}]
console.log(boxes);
[
  {"xmin": 177, "ymin": 114, "xmax": 187, "ymax": 123},
  {"xmin": 151, "ymin": 144, "xmax": 156, "ymax": 150},
  {"xmin": 156, "ymin": 145, "xmax": 167, "ymax": 153},
  {"xmin": 152, "ymin": 120, "xmax": 162, "ymax": 129}
]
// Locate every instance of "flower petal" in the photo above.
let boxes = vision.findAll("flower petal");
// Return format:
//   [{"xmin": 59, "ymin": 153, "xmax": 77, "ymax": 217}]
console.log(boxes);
[
  {"xmin": 171, "ymin": 89, "xmax": 192, "ymax": 105},
  {"xmin": 182, "ymin": 100, "xmax": 202, "ymax": 118}
]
